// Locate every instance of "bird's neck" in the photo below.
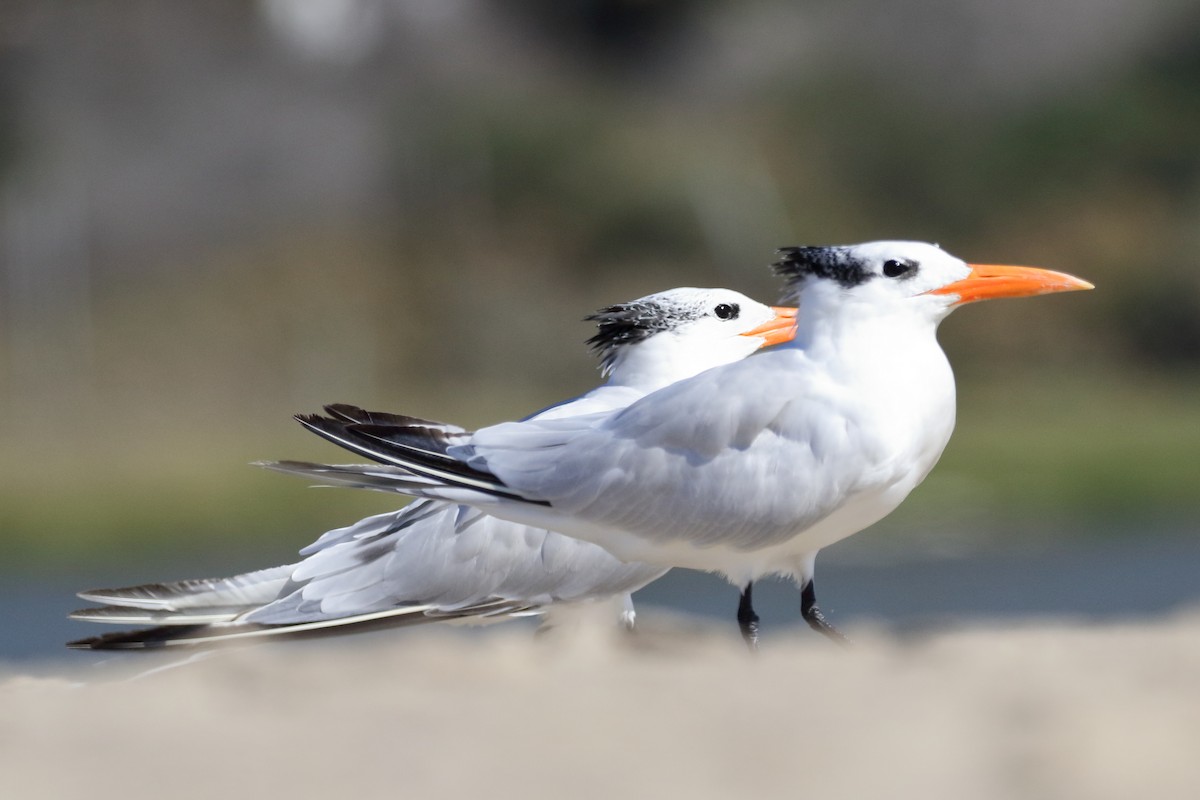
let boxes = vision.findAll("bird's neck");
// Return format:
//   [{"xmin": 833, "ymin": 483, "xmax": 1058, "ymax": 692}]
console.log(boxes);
[
  {"xmin": 793, "ymin": 293, "xmax": 957, "ymax": 425},
  {"xmin": 606, "ymin": 337, "xmax": 750, "ymax": 392},
  {"xmin": 794, "ymin": 293, "xmax": 942, "ymax": 373},
  {"xmin": 795, "ymin": 293, "xmax": 958, "ymax": 489}
]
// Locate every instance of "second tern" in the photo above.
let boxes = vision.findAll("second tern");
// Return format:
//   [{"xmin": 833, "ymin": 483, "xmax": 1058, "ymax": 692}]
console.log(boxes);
[{"xmin": 69, "ymin": 288, "xmax": 795, "ymax": 649}]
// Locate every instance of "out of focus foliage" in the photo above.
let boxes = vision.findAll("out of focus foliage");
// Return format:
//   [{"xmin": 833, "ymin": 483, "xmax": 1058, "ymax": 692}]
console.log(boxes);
[{"xmin": 1, "ymin": 0, "xmax": 1198, "ymax": 562}]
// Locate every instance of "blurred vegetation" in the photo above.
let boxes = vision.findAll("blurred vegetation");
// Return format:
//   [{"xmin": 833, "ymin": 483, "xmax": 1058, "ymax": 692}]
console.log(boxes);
[{"xmin": 1, "ymin": 1, "xmax": 1198, "ymax": 570}]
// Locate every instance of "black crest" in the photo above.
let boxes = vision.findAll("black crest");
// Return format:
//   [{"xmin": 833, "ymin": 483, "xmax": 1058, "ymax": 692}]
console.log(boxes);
[
  {"xmin": 585, "ymin": 299, "xmax": 695, "ymax": 375},
  {"xmin": 773, "ymin": 246, "xmax": 873, "ymax": 289}
]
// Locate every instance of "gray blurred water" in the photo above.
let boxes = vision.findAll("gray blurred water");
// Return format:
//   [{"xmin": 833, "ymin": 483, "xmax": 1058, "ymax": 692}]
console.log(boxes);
[{"xmin": 4, "ymin": 529, "xmax": 1198, "ymax": 666}]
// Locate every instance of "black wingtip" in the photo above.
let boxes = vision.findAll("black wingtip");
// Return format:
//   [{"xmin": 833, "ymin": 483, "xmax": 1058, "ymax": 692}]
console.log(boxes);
[
  {"xmin": 293, "ymin": 414, "xmax": 327, "ymax": 436},
  {"xmin": 322, "ymin": 403, "xmax": 367, "ymax": 422},
  {"xmin": 66, "ymin": 631, "xmax": 163, "ymax": 650},
  {"xmin": 66, "ymin": 633, "xmax": 137, "ymax": 650},
  {"xmin": 290, "ymin": 408, "xmax": 548, "ymax": 505},
  {"xmin": 294, "ymin": 413, "xmax": 348, "ymax": 442}
]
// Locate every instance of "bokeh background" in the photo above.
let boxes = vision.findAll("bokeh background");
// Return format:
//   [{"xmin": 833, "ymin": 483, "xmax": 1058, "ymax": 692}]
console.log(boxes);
[{"xmin": 2, "ymin": 0, "xmax": 1198, "ymax": 659}]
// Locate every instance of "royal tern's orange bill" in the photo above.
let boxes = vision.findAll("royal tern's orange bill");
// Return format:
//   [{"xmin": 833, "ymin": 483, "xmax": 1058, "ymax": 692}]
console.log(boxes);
[
  {"xmin": 741, "ymin": 306, "xmax": 798, "ymax": 346},
  {"xmin": 928, "ymin": 264, "xmax": 1094, "ymax": 304}
]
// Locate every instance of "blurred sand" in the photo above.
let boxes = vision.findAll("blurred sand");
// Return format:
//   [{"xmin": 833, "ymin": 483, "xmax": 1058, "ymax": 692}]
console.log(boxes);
[{"xmin": 4, "ymin": 613, "xmax": 1199, "ymax": 800}]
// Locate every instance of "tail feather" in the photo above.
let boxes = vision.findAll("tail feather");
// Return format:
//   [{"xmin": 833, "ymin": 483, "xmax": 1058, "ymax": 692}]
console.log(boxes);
[
  {"xmin": 69, "ymin": 624, "xmax": 218, "ymax": 650},
  {"xmin": 294, "ymin": 413, "xmax": 411, "ymax": 467},
  {"xmin": 293, "ymin": 413, "xmax": 481, "ymax": 483},
  {"xmin": 344, "ymin": 423, "xmax": 510, "ymax": 486},
  {"xmin": 256, "ymin": 460, "xmax": 442, "ymax": 495},
  {"xmin": 67, "ymin": 599, "xmax": 541, "ymax": 650},
  {"xmin": 350, "ymin": 422, "xmax": 465, "ymax": 463},
  {"xmin": 69, "ymin": 605, "xmax": 244, "ymax": 625},
  {"xmin": 321, "ymin": 403, "xmax": 467, "ymax": 435},
  {"xmin": 291, "ymin": 410, "xmax": 547, "ymax": 504},
  {"xmin": 76, "ymin": 565, "xmax": 294, "ymax": 612},
  {"xmin": 68, "ymin": 403, "xmax": 564, "ymax": 653},
  {"xmin": 296, "ymin": 405, "xmax": 470, "ymax": 467}
]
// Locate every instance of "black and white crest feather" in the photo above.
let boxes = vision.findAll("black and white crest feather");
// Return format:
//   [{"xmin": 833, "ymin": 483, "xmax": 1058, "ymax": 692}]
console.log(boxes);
[
  {"xmin": 585, "ymin": 299, "xmax": 701, "ymax": 376},
  {"xmin": 773, "ymin": 246, "xmax": 873, "ymax": 289}
]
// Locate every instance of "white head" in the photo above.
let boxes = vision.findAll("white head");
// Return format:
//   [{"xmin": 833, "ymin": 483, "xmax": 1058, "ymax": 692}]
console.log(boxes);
[
  {"xmin": 586, "ymin": 288, "xmax": 796, "ymax": 390},
  {"xmin": 773, "ymin": 240, "xmax": 1093, "ymax": 330}
]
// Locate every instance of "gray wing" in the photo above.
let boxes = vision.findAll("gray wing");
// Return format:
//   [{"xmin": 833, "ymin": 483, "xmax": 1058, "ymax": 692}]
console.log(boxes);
[
  {"xmin": 467, "ymin": 349, "xmax": 880, "ymax": 551},
  {"xmin": 243, "ymin": 501, "xmax": 666, "ymax": 624}
]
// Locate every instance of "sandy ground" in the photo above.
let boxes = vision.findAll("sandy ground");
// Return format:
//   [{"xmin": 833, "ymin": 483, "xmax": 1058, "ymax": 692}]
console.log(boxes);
[{"xmin": 4, "ymin": 613, "xmax": 1199, "ymax": 800}]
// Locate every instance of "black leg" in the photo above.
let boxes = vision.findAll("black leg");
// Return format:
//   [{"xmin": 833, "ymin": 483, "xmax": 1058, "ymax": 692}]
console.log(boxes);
[
  {"xmin": 737, "ymin": 582, "xmax": 760, "ymax": 651},
  {"xmin": 801, "ymin": 579, "xmax": 849, "ymax": 645}
]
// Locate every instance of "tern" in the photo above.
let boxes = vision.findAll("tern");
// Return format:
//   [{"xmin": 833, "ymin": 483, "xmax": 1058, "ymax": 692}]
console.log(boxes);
[
  {"xmin": 284, "ymin": 241, "xmax": 1092, "ymax": 647},
  {"xmin": 68, "ymin": 288, "xmax": 797, "ymax": 649}
]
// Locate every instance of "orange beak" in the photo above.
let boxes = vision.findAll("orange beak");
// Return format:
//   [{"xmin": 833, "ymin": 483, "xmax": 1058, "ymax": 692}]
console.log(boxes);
[
  {"xmin": 928, "ymin": 264, "xmax": 1095, "ymax": 305},
  {"xmin": 741, "ymin": 306, "xmax": 798, "ymax": 347}
]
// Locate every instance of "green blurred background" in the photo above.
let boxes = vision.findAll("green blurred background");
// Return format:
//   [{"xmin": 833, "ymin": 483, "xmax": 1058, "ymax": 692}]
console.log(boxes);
[{"xmin": 1, "ymin": 1, "xmax": 1198, "ymax": 653}]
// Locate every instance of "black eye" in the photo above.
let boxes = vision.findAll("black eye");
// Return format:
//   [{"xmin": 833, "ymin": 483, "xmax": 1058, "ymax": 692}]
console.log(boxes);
[
  {"xmin": 713, "ymin": 303, "xmax": 739, "ymax": 320},
  {"xmin": 883, "ymin": 259, "xmax": 917, "ymax": 278}
]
